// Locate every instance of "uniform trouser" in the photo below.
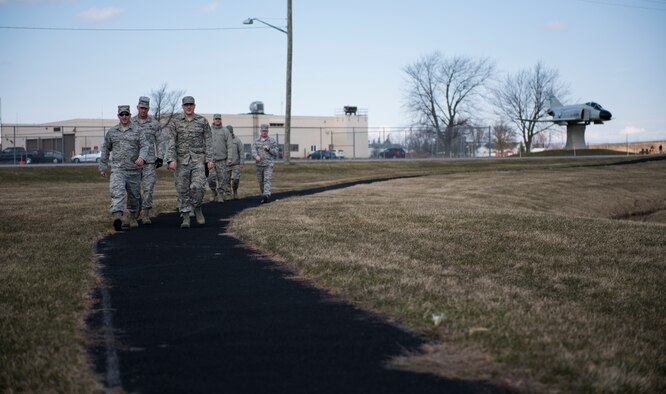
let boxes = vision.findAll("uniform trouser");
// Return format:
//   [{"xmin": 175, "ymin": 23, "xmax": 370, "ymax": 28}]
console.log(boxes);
[
  {"xmin": 224, "ymin": 165, "xmax": 240, "ymax": 194},
  {"xmin": 226, "ymin": 164, "xmax": 241, "ymax": 181},
  {"xmin": 213, "ymin": 161, "xmax": 230, "ymax": 196},
  {"xmin": 174, "ymin": 170, "xmax": 183, "ymax": 210},
  {"xmin": 108, "ymin": 169, "xmax": 142, "ymax": 214},
  {"xmin": 174, "ymin": 160, "xmax": 206, "ymax": 213},
  {"xmin": 207, "ymin": 166, "xmax": 217, "ymax": 192},
  {"xmin": 141, "ymin": 163, "xmax": 157, "ymax": 209},
  {"xmin": 255, "ymin": 164, "xmax": 273, "ymax": 196}
]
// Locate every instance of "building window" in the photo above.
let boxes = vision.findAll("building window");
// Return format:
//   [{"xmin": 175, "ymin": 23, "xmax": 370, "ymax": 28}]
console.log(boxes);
[{"xmin": 269, "ymin": 123, "xmax": 284, "ymax": 127}]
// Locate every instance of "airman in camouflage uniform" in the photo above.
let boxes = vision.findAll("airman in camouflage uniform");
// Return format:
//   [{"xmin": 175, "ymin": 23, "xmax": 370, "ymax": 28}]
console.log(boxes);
[
  {"xmin": 131, "ymin": 96, "xmax": 164, "ymax": 225},
  {"xmin": 225, "ymin": 125, "xmax": 244, "ymax": 200},
  {"xmin": 251, "ymin": 123, "xmax": 278, "ymax": 204},
  {"xmin": 209, "ymin": 113, "xmax": 233, "ymax": 202},
  {"xmin": 99, "ymin": 105, "xmax": 149, "ymax": 231},
  {"xmin": 166, "ymin": 96, "xmax": 213, "ymax": 228}
]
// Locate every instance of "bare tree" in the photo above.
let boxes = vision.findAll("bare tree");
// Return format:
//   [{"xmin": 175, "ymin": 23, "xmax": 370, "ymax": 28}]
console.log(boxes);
[
  {"xmin": 150, "ymin": 82, "xmax": 185, "ymax": 130},
  {"xmin": 492, "ymin": 120, "xmax": 516, "ymax": 157},
  {"xmin": 403, "ymin": 52, "xmax": 495, "ymax": 156},
  {"xmin": 403, "ymin": 53, "xmax": 443, "ymax": 132},
  {"xmin": 405, "ymin": 127, "xmax": 437, "ymax": 157},
  {"xmin": 491, "ymin": 62, "xmax": 568, "ymax": 153}
]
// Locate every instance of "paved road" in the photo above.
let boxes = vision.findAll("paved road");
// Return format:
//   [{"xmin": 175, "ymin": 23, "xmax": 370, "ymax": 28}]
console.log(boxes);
[{"xmin": 89, "ymin": 181, "xmax": 511, "ymax": 394}]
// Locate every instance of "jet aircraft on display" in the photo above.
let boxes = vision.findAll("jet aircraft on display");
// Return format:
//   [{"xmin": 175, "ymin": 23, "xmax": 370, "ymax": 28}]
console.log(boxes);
[
  {"xmin": 526, "ymin": 96, "xmax": 613, "ymax": 150},
  {"xmin": 544, "ymin": 96, "xmax": 612, "ymax": 125}
]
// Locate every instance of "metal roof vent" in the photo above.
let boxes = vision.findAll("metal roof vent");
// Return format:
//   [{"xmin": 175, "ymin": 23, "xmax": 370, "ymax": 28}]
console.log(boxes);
[{"xmin": 250, "ymin": 101, "xmax": 265, "ymax": 114}]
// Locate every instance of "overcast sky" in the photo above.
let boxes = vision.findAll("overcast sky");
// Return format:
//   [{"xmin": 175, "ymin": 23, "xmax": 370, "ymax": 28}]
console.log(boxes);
[{"xmin": 1, "ymin": 0, "xmax": 664, "ymax": 144}]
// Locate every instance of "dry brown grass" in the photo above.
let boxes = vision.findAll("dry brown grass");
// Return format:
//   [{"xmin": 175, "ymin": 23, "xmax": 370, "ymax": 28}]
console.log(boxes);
[
  {"xmin": 590, "ymin": 140, "xmax": 666, "ymax": 154},
  {"xmin": 1, "ymin": 158, "xmax": 663, "ymax": 392},
  {"xmin": 228, "ymin": 160, "xmax": 666, "ymax": 392}
]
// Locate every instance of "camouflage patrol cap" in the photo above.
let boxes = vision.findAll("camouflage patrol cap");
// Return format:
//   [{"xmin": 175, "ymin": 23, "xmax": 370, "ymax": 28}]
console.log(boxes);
[
  {"xmin": 182, "ymin": 96, "xmax": 195, "ymax": 105},
  {"xmin": 138, "ymin": 96, "xmax": 150, "ymax": 108},
  {"xmin": 117, "ymin": 105, "xmax": 130, "ymax": 115},
  {"xmin": 225, "ymin": 125, "xmax": 234, "ymax": 133},
  {"xmin": 260, "ymin": 123, "xmax": 269, "ymax": 131},
  {"xmin": 213, "ymin": 113, "xmax": 222, "ymax": 119}
]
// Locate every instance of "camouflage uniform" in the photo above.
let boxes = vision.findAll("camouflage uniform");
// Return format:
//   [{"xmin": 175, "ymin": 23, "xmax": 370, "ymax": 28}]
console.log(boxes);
[
  {"xmin": 251, "ymin": 126, "xmax": 278, "ymax": 199},
  {"xmin": 206, "ymin": 165, "xmax": 218, "ymax": 200},
  {"xmin": 166, "ymin": 113, "xmax": 212, "ymax": 214},
  {"xmin": 131, "ymin": 113, "xmax": 163, "ymax": 210},
  {"xmin": 225, "ymin": 128, "xmax": 244, "ymax": 198},
  {"xmin": 99, "ymin": 121, "xmax": 149, "ymax": 215},
  {"xmin": 210, "ymin": 119, "xmax": 233, "ymax": 200}
]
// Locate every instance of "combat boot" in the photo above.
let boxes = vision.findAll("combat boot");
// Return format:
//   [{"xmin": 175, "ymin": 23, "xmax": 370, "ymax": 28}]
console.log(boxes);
[
  {"xmin": 194, "ymin": 206, "xmax": 205, "ymax": 225},
  {"xmin": 112, "ymin": 211, "xmax": 123, "ymax": 231},
  {"xmin": 180, "ymin": 212, "xmax": 190, "ymax": 229},
  {"xmin": 141, "ymin": 208, "xmax": 152, "ymax": 225},
  {"xmin": 209, "ymin": 189, "xmax": 218, "ymax": 202},
  {"xmin": 128, "ymin": 211, "xmax": 139, "ymax": 229},
  {"xmin": 232, "ymin": 180, "xmax": 240, "ymax": 200},
  {"xmin": 214, "ymin": 193, "xmax": 223, "ymax": 203}
]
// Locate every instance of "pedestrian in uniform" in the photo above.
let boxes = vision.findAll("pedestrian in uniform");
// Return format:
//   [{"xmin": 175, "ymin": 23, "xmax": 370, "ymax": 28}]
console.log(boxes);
[
  {"xmin": 131, "ymin": 96, "xmax": 164, "ymax": 224},
  {"xmin": 99, "ymin": 105, "xmax": 149, "ymax": 231},
  {"xmin": 210, "ymin": 113, "xmax": 233, "ymax": 202},
  {"xmin": 225, "ymin": 125, "xmax": 244, "ymax": 200},
  {"xmin": 251, "ymin": 123, "xmax": 277, "ymax": 204},
  {"xmin": 166, "ymin": 96, "xmax": 213, "ymax": 228}
]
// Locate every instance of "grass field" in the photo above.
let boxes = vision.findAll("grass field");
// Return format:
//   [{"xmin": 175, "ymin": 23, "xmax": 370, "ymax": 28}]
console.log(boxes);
[{"xmin": 1, "ymin": 157, "xmax": 665, "ymax": 392}]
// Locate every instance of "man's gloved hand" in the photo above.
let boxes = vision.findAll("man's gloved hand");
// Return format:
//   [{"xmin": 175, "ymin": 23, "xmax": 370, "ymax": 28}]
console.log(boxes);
[{"xmin": 155, "ymin": 158, "xmax": 163, "ymax": 168}]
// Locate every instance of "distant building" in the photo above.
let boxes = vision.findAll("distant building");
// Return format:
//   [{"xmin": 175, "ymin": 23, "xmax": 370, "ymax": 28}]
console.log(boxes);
[{"xmin": 0, "ymin": 105, "xmax": 369, "ymax": 160}]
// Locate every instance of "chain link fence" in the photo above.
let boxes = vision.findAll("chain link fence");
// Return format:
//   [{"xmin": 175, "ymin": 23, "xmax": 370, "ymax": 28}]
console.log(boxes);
[{"xmin": 0, "ymin": 124, "xmax": 501, "ymax": 164}]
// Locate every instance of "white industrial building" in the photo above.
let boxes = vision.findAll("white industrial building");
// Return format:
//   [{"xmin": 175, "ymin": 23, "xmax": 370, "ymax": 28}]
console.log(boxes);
[{"xmin": 0, "ymin": 103, "xmax": 369, "ymax": 161}]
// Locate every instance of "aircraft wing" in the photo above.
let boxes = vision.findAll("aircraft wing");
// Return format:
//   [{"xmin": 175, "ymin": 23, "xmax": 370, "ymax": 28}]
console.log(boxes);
[{"xmin": 519, "ymin": 117, "xmax": 592, "ymax": 124}]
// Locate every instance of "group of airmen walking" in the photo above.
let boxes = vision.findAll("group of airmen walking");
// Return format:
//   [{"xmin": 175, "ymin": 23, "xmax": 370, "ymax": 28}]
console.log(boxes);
[{"xmin": 98, "ymin": 95, "xmax": 278, "ymax": 231}]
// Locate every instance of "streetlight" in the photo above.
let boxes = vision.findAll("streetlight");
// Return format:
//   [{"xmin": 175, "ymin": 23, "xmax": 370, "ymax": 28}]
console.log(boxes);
[
  {"xmin": 242, "ymin": 18, "xmax": 286, "ymax": 34},
  {"xmin": 243, "ymin": 1, "xmax": 292, "ymax": 163}
]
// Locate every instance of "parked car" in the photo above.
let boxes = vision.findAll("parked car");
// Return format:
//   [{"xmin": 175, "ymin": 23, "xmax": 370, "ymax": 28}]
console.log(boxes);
[
  {"xmin": 307, "ymin": 150, "xmax": 336, "ymax": 160},
  {"xmin": 71, "ymin": 151, "xmax": 102, "ymax": 163},
  {"xmin": 0, "ymin": 147, "xmax": 28, "ymax": 162},
  {"xmin": 26, "ymin": 150, "xmax": 65, "ymax": 164},
  {"xmin": 379, "ymin": 147, "xmax": 406, "ymax": 159},
  {"xmin": 333, "ymin": 149, "xmax": 345, "ymax": 159}
]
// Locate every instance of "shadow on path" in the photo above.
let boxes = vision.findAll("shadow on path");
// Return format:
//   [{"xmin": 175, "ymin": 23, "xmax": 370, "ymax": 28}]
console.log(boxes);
[{"xmin": 89, "ymin": 178, "xmax": 511, "ymax": 394}]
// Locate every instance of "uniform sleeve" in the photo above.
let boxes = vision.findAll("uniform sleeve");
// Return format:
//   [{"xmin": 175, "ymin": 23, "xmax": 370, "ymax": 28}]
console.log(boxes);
[
  {"xmin": 154, "ymin": 121, "xmax": 164, "ymax": 159},
  {"xmin": 238, "ymin": 140, "xmax": 245, "ymax": 165},
  {"xmin": 99, "ymin": 130, "xmax": 112, "ymax": 172},
  {"xmin": 251, "ymin": 139, "xmax": 258, "ymax": 157},
  {"xmin": 138, "ymin": 128, "xmax": 149, "ymax": 160},
  {"xmin": 225, "ymin": 130, "xmax": 234, "ymax": 160},
  {"xmin": 268, "ymin": 137, "xmax": 278, "ymax": 157},
  {"xmin": 203, "ymin": 119, "xmax": 213, "ymax": 163},
  {"xmin": 166, "ymin": 123, "xmax": 176, "ymax": 163}
]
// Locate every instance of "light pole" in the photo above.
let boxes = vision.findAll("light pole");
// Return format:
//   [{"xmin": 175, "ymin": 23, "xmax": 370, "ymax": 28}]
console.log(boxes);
[{"xmin": 243, "ymin": 0, "xmax": 292, "ymax": 163}]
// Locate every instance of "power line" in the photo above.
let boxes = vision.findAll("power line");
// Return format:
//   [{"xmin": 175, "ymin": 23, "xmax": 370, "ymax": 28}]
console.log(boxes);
[
  {"xmin": 573, "ymin": 0, "xmax": 666, "ymax": 11},
  {"xmin": 0, "ymin": 25, "xmax": 266, "ymax": 32}
]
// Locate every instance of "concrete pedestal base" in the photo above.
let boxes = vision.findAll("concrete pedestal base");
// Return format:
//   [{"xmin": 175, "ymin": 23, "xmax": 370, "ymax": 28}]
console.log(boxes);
[{"xmin": 564, "ymin": 124, "xmax": 587, "ymax": 150}]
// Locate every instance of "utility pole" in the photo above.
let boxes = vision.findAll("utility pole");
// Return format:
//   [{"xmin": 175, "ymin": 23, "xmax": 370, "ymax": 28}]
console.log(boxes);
[{"xmin": 284, "ymin": 0, "xmax": 293, "ymax": 163}]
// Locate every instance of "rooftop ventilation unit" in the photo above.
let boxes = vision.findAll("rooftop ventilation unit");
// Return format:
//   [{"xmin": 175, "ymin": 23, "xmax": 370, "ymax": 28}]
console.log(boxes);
[
  {"xmin": 250, "ymin": 101, "xmax": 265, "ymax": 114},
  {"xmin": 344, "ymin": 106, "xmax": 357, "ymax": 115}
]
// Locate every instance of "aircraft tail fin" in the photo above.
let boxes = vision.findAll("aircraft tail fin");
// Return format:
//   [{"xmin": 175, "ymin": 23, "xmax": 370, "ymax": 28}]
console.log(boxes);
[{"xmin": 548, "ymin": 95, "xmax": 562, "ymax": 110}]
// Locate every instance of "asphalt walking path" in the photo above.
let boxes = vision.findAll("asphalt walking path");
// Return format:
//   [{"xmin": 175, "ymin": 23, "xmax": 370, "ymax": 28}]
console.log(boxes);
[{"xmin": 89, "ymin": 180, "xmax": 511, "ymax": 394}]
